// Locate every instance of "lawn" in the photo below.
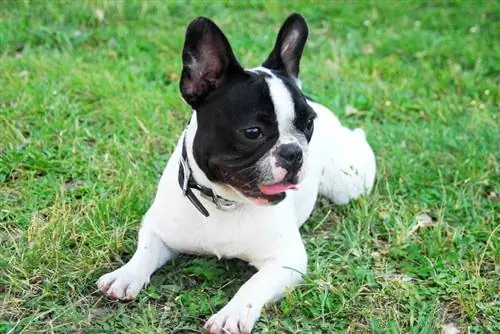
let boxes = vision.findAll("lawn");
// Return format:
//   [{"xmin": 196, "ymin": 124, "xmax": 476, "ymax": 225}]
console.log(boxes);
[{"xmin": 0, "ymin": 1, "xmax": 498, "ymax": 333}]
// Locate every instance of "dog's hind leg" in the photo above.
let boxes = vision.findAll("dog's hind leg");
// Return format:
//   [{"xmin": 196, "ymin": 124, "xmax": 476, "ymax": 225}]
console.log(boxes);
[
  {"xmin": 308, "ymin": 101, "xmax": 376, "ymax": 205},
  {"xmin": 97, "ymin": 211, "xmax": 175, "ymax": 300}
]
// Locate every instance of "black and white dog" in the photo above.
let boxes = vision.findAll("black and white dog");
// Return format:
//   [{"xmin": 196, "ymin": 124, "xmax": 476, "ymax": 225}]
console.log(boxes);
[{"xmin": 98, "ymin": 13, "xmax": 376, "ymax": 334}]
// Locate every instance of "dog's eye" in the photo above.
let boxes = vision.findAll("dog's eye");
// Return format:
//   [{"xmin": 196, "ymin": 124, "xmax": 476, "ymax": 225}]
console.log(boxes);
[
  {"xmin": 243, "ymin": 127, "xmax": 263, "ymax": 140},
  {"xmin": 306, "ymin": 118, "xmax": 314, "ymax": 131}
]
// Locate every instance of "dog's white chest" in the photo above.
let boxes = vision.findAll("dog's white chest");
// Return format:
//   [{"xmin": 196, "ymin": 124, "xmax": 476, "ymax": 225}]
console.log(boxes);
[{"xmin": 146, "ymin": 180, "xmax": 298, "ymax": 262}]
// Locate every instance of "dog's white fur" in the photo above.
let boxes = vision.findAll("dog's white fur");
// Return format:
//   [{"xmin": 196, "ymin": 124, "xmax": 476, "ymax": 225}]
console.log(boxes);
[{"xmin": 97, "ymin": 69, "xmax": 376, "ymax": 333}]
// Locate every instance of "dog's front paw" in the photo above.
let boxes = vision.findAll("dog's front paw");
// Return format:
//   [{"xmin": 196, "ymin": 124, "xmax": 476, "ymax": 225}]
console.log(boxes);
[
  {"xmin": 97, "ymin": 267, "xmax": 148, "ymax": 300},
  {"xmin": 204, "ymin": 301, "xmax": 260, "ymax": 334}
]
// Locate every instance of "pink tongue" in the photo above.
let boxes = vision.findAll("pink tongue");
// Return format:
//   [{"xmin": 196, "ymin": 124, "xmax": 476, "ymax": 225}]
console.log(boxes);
[{"xmin": 259, "ymin": 183, "xmax": 297, "ymax": 195}]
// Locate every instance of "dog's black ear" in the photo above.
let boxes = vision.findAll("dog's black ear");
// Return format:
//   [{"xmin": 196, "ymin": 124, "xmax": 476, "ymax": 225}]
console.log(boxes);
[
  {"xmin": 180, "ymin": 17, "xmax": 244, "ymax": 107},
  {"xmin": 262, "ymin": 13, "xmax": 308, "ymax": 80}
]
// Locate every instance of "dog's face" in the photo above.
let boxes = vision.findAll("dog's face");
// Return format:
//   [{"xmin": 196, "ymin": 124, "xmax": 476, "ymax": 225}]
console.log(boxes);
[{"xmin": 180, "ymin": 14, "xmax": 316, "ymax": 205}]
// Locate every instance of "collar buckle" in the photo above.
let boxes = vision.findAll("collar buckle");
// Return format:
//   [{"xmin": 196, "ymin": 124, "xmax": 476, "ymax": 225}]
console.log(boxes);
[
  {"xmin": 178, "ymin": 133, "xmax": 237, "ymax": 217},
  {"xmin": 201, "ymin": 192, "xmax": 237, "ymax": 211}
]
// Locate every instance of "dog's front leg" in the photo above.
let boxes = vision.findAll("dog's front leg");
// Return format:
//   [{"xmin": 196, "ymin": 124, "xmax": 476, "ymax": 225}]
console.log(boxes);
[
  {"xmin": 97, "ymin": 209, "xmax": 175, "ymax": 300},
  {"xmin": 205, "ymin": 242, "xmax": 307, "ymax": 334}
]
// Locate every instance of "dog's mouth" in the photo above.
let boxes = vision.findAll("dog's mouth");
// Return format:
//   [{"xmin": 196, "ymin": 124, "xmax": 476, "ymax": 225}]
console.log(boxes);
[
  {"xmin": 239, "ymin": 181, "xmax": 298, "ymax": 205},
  {"xmin": 232, "ymin": 181, "xmax": 298, "ymax": 205},
  {"xmin": 259, "ymin": 182, "xmax": 298, "ymax": 196},
  {"xmin": 217, "ymin": 167, "xmax": 301, "ymax": 205},
  {"xmin": 245, "ymin": 182, "xmax": 298, "ymax": 205}
]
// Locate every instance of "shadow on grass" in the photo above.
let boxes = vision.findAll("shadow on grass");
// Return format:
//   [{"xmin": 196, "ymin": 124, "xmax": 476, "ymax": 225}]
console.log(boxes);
[{"xmin": 89, "ymin": 254, "xmax": 256, "ymax": 331}]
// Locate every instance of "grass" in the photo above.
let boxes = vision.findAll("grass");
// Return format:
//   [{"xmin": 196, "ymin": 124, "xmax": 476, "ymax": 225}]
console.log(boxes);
[{"xmin": 0, "ymin": 0, "xmax": 498, "ymax": 333}]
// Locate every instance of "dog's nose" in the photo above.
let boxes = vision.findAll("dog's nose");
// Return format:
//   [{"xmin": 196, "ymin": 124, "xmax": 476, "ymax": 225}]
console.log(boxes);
[{"xmin": 277, "ymin": 144, "xmax": 303, "ymax": 171}]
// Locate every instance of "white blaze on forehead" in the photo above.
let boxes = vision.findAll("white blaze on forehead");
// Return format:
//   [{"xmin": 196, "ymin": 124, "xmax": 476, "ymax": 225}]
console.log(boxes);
[{"xmin": 265, "ymin": 74, "xmax": 295, "ymax": 135}]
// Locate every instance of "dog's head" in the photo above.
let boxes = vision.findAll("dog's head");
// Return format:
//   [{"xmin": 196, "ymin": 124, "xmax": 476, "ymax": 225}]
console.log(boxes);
[{"xmin": 180, "ymin": 13, "xmax": 316, "ymax": 205}]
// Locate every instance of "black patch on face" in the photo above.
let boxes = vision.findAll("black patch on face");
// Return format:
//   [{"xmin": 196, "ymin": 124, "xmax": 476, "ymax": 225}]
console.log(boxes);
[
  {"xmin": 191, "ymin": 70, "xmax": 315, "ymax": 203},
  {"xmin": 180, "ymin": 14, "xmax": 314, "ymax": 203},
  {"xmin": 193, "ymin": 71, "xmax": 279, "ymax": 182}
]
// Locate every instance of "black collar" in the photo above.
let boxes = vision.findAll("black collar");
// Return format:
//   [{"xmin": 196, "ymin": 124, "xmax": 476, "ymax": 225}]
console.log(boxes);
[{"xmin": 177, "ymin": 135, "xmax": 236, "ymax": 217}]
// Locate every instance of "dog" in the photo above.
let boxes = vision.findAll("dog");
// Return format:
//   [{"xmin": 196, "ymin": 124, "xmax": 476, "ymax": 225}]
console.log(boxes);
[{"xmin": 97, "ymin": 13, "xmax": 376, "ymax": 334}]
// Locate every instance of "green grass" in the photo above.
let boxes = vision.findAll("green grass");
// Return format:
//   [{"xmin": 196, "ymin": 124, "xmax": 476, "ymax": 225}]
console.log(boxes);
[{"xmin": 1, "ymin": 0, "xmax": 498, "ymax": 333}]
